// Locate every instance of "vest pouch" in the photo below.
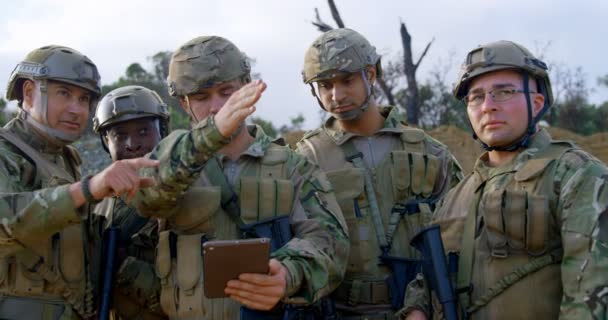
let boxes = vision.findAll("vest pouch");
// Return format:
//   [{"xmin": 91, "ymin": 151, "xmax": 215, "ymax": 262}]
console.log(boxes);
[
  {"xmin": 390, "ymin": 151, "xmax": 411, "ymax": 201},
  {"xmin": 503, "ymin": 190, "xmax": 527, "ymax": 251},
  {"xmin": 240, "ymin": 177, "xmax": 295, "ymax": 224},
  {"xmin": 168, "ymin": 186, "xmax": 220, "ymax": 234},
  {"xmin": 14, "ymin": 254, "xmax": 45, "ymax": 295},
  {"xmin": 58, "ymin": 224, "xmax": 85, "ymax": 284},
  {"xmin": 526, "ymin": 194, "xmax": 549, "ymax": 255},
  {"xmin": 421, "ymin": 154, "xmax": 440, "ymax": 197},
  {"xmin": 326, "ymin": 168, "xmax": 372, "ymax": 273},
  {"xmin": 240, "ymin": 177, "xmax": 260, "ymax": 222},
  {"xmin": 481, "ymin": 190, "xmax": 508, "ymax": 256},
  {"xmin": 156, "ymin": 230, "xmax": 177, "ymax": 318},
  {"xmin": 410, "ymin": 152, "xmax": 427, "ymax": 196},
  {"xmin": 176, "ymin": 233, "xmax": 205, "ymax": 318}
]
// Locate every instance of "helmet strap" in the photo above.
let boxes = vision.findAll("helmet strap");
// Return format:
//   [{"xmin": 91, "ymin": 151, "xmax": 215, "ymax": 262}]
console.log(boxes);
[
  {"xmin": 473, "ymin": 72, "xmax": 536, "ymax": 152},
  {"xmin": 309, "ymin": 69, "xmax": 373, "ymax": 121},
  {"xmin": 184, "ymin": 95, "xmax": 200, "ymax": 124},
  {"xmin": 23, "ymin": 79, "xmax": 80, "ymax": 146}
]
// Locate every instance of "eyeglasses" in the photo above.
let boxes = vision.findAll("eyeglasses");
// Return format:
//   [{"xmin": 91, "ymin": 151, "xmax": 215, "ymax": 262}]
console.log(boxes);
[{"xmin": 463, "ymin": 88, "xmax": 536, "ymax": 107}]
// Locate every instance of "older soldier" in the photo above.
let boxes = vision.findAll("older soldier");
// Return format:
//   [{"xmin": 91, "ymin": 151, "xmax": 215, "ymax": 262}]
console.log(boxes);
[
  {"xmin": 131, "ymin": 36, "xmax": 349, "ymax": 320},
  {"xmin": 402, "ymin": 41, "xmax": 608, "ymax": 320},
  {"xmin": 92, "ymin": 85, "xmax": 170, "ymax": 320},
  {"xmin": 296, "ymin": 28, "xmax": 462, "ymax": 319},
  {"xmin": 0, "ymin": 46, "xmax": 157, "ymax": 320}
]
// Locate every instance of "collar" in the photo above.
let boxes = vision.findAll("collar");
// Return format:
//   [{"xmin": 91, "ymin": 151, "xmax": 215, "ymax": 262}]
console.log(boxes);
[
  {"xmin": 472, "ymin": 128, "xmax": 553, "ymax": 188},
  {"xmin": 216, "ymin": 125, "xmax": 275, "ymax": 162},
  {"xmin": 322, "ymin": 105, "xmax": 407, "ymax": 145},
  {"xmin": 4, "ymin": 117, "xmax": 65, "ymax": 154}
]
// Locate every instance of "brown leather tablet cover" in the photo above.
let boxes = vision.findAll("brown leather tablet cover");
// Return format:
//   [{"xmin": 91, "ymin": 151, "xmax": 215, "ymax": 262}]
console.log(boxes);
[{"xmin": 202, "ymin": 238, "xmax": 270, "ymax": 298}]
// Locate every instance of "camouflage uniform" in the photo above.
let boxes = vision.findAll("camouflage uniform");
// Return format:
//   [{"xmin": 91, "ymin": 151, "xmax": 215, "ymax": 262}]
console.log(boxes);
[
  {"xmin": 91, "ymin": 85, "xmax": 170, "ymax": 320},
  {"xmin": 298, "ymin": 28, "xmax": 462, "ymax": 319},
  {"xmin": 400, "ymin": 41, "xmax": 608, "ymax": 319},
  {"xmin": 0, "ymin": 46, "xmax": 101, "ymax": 319},
  {"xmin": 132, "ymin": 36, "xmax": 349, "ymax": 320}
]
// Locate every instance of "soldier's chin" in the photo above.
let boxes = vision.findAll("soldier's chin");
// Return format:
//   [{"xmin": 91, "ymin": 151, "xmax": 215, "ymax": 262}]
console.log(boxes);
[{"xmin": 332, "ymin": 108, "xmax": 362, "ymax": 121}]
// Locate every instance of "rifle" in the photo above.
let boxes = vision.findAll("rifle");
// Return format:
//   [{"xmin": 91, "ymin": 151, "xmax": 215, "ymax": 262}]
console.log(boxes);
[
  {"xmin": 99, "ymin": 226, "xmax": 119, "ymax": 320},
  {"xmin": 410, "ymin": 225, "xmax": 458, "ymax": 320}
]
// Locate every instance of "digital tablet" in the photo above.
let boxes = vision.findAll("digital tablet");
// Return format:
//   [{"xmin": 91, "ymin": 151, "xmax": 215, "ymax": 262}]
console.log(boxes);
[{"xmin": 202, "ymin": 238, "xmax": 271, "ymax": 298}]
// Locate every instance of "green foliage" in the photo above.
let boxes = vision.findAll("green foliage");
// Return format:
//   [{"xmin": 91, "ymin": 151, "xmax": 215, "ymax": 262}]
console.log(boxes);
[
  {"xmin": 99, "ymin": 51, "xmax": 191, "ymax": 135},
  {"xmin": 251, "ymin": 117, "xmax": 278, "ymax": 137}
]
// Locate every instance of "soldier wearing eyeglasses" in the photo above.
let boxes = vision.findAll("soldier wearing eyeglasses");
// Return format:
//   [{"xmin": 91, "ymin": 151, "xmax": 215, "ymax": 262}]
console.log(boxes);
[{"xmin": 401, "ymin": 40, "xmax": 608, "ymax": 320}]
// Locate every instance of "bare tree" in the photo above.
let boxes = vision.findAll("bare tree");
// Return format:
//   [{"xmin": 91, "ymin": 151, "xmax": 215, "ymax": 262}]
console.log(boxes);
[{"xmin": 311, "ymin": 0, "xmax": 434, "ymax": 125}]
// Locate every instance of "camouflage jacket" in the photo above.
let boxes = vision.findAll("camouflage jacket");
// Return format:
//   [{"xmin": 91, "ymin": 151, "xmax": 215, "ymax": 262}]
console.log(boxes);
[
  {"xmin": 296, "ymin": 106, "xmax": 462, "ymax": 313},
  {"xmin": 0, "ymin": 117, "xmax": 94, "ymax": 319},
  {"xmin": 400, "ymin": 129, "xmax": 608, "ymax": 320},
  {"xmin": 133, "ymin": 117, "xmax": 349, "ymax": 318},
  {"xmin": 0, "ymin": 118, "xmax": 85, "ymax": 256}
]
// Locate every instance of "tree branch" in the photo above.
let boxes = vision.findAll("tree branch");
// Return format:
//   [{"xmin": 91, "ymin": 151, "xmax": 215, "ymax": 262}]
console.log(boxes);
[
  {"xmin": 312, "ymin": 7, "xmax": 334, "ymax": 32},
  {"xmin": 328, "ymin": 0, "xmax": 345, "ymax": 28},
  {"xmin": 414, "ymin": 37, "xmax": 434, "ymax": 72}
]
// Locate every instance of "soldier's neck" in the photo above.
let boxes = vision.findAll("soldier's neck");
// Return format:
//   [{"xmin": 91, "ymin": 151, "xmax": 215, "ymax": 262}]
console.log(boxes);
[
  {"xmin": 219, "ymin": 126, "xmax": 254, "ymax": 161},
  {"xmin": 337, "ymin": 102, "xmax": 384, "ymax": 136}
]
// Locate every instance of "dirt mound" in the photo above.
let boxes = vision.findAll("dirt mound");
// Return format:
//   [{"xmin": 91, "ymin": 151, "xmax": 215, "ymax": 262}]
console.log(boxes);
[{"xmin": 428, "ymin": 126, "xmax": 608, "ymax": 173}]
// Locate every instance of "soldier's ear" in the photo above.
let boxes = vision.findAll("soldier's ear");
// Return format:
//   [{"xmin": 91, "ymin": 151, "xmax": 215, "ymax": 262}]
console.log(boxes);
[
  {"xmin": 532, "ymin": 93, "xmax": 545, "ymax": 117},
  {"xmin": 366, "ymin": 66, "xmax": 377, "ymax": 85},
  {"xmin": 22, "ymin": 80, "xmax": 36, "ymax": 112},
  {"xmin": 178, "ymin": 97, "xmax": 189, "ymax": 112}
]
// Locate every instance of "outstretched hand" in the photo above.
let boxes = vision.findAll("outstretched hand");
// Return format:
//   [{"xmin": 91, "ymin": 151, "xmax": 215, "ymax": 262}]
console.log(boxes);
[{"xmin": 214, "ymin": 80, "xmax": 266, "ymax": 138}]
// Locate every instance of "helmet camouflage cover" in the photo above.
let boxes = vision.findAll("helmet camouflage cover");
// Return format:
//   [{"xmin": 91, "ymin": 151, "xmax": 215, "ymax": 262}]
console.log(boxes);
[
  {"xmin": 167, "ymin": 36, "xmax": 251, "ymax": 97},
  {"xmin": 453, "ymin": 40, "xmax": 553, "ymax": 106},
  {"xmin": 6, "ymin": 45, "xmax": 101, "ymax": 102},
  {"xmin": 93, "ymin": 85, "xmax": 170, "ymax": 133},
  {"xmin": 302, "ymin": 28, "xmax": 381, "ymax": 84}
]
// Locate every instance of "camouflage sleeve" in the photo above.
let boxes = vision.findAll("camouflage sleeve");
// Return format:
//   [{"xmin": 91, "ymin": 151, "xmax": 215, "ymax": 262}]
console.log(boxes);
[
  {"xmin": 133, "ymin": 116, "xmax": 230, "ymax": 217},
  {"xmin": 0, "ymin": 150, "xmax": 82, "ymax": 257},
  {"xmin": 272, "ymin": 154, "xmax": 349, "ymax": 305},
  {"xmin": 556, "ymin": 150, "xmax": 608, "ymax": 319}
]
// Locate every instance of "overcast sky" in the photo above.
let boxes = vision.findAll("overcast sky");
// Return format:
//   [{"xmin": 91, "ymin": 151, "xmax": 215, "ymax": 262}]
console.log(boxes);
[{"xmin": 1, "ymin": 0, "xmax": 606, "ymax": 129}]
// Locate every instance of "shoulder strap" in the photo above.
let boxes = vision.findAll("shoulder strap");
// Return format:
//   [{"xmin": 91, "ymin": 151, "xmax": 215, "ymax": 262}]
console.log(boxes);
[
  {"xmin": 341, "ymin": 139, "xmax": 389, "ymax": 250},
  {"xmin": 204, "ymin": 157, "xmax": 246, "ymax": 228},
  {"xmin": 0, "ymin": 129, "xmax": 77, "ymax": 183},
  {"xmin": 456, "ymin": 180, "xmax": 485, "ymax": 317}
]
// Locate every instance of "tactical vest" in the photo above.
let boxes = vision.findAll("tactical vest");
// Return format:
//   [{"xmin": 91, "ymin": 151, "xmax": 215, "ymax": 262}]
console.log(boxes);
[
  {"xmin": 0, "ymin": 129, "xmax": 92, "ymax": 320},
  {"xmin": 435, "ymin": 141, "xmax": 573, "ymax": 320},
  {"xmin": 298, "ymin": 126, "xmax": 441, "ymax": 312},
  {"xmin": 155, "ymin": 143, "xmax": 294, "ymax": 320}
]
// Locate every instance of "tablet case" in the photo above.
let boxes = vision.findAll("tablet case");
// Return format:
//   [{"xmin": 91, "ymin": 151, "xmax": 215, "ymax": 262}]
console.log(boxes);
[{"xmin": 202, "ymin": 238, "xmax": 271, "ymax": 298}]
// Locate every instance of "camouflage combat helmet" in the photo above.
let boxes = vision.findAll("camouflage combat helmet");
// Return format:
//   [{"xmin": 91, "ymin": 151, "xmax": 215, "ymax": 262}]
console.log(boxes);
[
  {"xmin": 167, "ymin": 36, "xmax": 251, "ymax": 97},
  {"xmin": 302, "ymin": 28, "xmax": 381, "ymax": 84},
  {"xmin": 302, "ymin": 28, "xmax": 381, "ymax": 120},
  {"xmin": 453, "ymin": 40, "xmax": 552, "ymax": 105},
  {"xmin": 453, "ymin": 40, "xmax": 553, "ymax": 151},
  {"xmin": 5, "ymin": 45, "xmax": 101, "ymax": 144},
  {"xmin": 93, "ymin": 85, "xmax": 170, "ymax": 134},
  {"xmin": 6, "ymin": 45, "xmax": 101, "ymax": 103}
]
